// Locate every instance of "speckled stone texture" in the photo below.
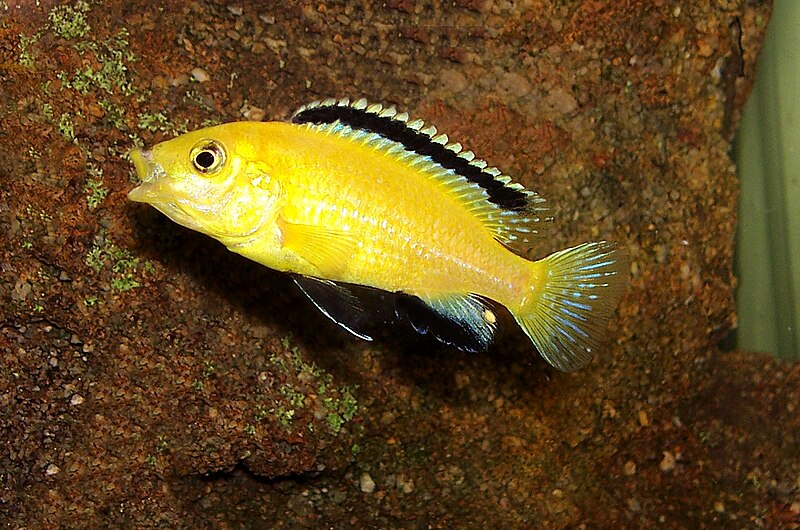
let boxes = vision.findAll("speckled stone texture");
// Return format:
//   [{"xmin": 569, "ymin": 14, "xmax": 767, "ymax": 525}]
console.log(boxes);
[{"xmin": 2, "ymin": 1, "xmax": 797, "ymax": 528}]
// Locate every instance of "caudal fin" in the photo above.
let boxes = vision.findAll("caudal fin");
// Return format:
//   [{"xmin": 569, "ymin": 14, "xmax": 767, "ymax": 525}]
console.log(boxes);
[{"xmin": 513, "ymin": 241, "xmax": 627, "ymax": 372}]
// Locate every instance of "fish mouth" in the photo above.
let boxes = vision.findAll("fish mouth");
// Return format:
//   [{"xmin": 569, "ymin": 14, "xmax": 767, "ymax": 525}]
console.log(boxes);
[
  {"xmin": 127, "ymin": 148, "xmax": 206, "ymax": 232},
  {"xmin": 128, "ymin": 149, "xmax": 168, "ymax": 203}
]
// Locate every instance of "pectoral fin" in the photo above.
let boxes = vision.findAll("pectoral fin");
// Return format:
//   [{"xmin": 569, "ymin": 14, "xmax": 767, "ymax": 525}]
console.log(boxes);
[{"xmin": 278, "ymin": 218, "xmax": 356, "ymax": 278}]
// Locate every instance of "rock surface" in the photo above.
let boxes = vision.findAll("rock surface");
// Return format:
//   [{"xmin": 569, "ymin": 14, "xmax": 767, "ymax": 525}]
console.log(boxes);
[{"xmin": 2, "ymin": 1, "xmax": 797, "ymax": 528}]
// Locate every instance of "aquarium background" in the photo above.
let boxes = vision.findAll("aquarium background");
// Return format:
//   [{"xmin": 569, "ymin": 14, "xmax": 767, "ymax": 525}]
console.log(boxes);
[
  {"xmin": 2, "ymin": 1, "xmax": 798, "ymax": 528},
  {"xmin": 735, "ymin": 0, "xmax": 800, "ymax": 360}
]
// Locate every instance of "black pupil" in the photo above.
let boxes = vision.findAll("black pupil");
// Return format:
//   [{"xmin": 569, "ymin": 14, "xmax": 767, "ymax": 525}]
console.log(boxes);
[{"xmin": 195, "ymin": 150, "xmax": 216, "ymax": 169}]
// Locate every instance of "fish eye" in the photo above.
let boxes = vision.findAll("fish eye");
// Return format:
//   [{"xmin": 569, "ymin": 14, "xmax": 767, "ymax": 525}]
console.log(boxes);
[{"xmin": 191, "ymin": 141, "xmax": 225, "ymax": 174}]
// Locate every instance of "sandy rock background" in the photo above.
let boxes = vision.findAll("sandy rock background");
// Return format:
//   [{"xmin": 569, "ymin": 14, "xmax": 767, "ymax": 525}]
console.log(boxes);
[{"xmin": 1, "ymin": 1, "xmax": 798, "ymax": 528}]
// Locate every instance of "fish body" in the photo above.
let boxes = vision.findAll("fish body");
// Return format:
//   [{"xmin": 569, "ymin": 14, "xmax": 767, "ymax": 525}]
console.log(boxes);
[{"xmin": 129, "ymin": 98, "xmax": 627, "ymax": 371}]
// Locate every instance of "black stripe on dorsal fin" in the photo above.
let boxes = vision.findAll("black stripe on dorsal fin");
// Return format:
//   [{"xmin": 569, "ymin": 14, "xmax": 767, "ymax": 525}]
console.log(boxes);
[{"xmin": 291, "ymin": 98, "xmax": 541, "ymax": 213}]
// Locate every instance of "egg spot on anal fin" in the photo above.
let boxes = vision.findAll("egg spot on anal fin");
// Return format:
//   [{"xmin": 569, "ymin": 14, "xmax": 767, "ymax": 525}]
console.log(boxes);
[
  {"xmin": 291, "ymin": 98, "xmax": 550, "ymax": 251},
  {"xmin": 395, "ymin": 292, "xmax": 497, "ymax": 353},
  {"xmin": 277, "ymin": 216, "xmax": 356, "ymax": 278}
]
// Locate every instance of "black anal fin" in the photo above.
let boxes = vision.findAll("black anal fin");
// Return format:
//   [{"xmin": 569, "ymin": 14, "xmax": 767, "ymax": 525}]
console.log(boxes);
[
  {"xmin": 395, "ymin": 293, "xmax": 498, "ymax": 353},
  {"xmin": 293, "ymin": 276, "xmax": 374, "ymax": 341}
]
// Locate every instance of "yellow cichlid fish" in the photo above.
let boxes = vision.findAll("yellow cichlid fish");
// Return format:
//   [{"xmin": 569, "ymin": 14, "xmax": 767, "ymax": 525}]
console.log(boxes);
[{"xmin": 128, "ymin": 98, "xmax": 627, "ymax": 371}]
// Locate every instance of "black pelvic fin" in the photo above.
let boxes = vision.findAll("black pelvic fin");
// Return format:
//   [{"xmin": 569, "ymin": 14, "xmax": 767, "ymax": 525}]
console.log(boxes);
[{"xmin": 293, "ymin": 276, "xmax": 376, "ymax": 341}]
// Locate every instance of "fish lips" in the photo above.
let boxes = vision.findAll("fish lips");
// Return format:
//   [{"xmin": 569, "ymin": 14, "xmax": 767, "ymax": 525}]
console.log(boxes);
[
  {"xmin": 128, "ymin": 149, "xmax": 168, "ymax": 204},
  {"xmin": 127, "ymin": 148, "xmax": 211, "ymax": 233}
]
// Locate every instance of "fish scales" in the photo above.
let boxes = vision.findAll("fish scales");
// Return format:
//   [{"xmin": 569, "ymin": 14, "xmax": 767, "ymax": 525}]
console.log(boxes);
[
  {"xmin": 271, "ymin": 122, "xmax": 528, "ymax": 301},
  {"xmin": 128, "ymin": 99, "xmax": 628, "ymax": 371}
]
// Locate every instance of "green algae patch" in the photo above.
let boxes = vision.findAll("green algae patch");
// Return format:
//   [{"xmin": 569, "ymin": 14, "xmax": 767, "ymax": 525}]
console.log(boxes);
[
  {"xmin": 269, "ymin": 337, "xmax": 360, "ymax": 435},
  {"xmin": 84, "ymin": 238, "xmax": 153, "ymax": 293},
  {"xmin": 48, "ymin": 0, "xmax": 91, "ymax": 40}
]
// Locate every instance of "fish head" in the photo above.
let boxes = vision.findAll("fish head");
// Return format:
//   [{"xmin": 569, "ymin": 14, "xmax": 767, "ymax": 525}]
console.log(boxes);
[{"xmin": 128, "ymin": 123, "xmax": 280, "ymax": 243}]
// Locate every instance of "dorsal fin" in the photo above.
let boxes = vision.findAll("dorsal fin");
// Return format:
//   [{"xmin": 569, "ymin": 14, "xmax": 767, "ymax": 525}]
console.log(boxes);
[{"xmin": 291, "ymin": 98, "xmax": 550, "ymax": 247}]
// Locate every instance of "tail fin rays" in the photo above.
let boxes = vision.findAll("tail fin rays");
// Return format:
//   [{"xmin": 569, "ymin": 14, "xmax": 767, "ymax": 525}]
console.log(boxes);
[{"xmin": 513, "ymin": 241, "xmax": 627, "ymax": 371}]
